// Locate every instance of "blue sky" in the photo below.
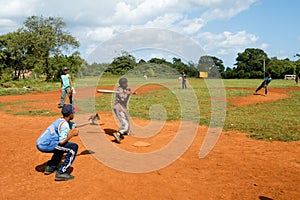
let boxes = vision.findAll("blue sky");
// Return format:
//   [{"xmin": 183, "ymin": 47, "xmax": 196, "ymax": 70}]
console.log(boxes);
[{"xmin": 0, "ymin": 0, "xmax": 299, "ymax": 67}]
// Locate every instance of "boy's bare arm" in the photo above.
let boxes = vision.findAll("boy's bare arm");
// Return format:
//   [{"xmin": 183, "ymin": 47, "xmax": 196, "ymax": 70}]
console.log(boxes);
[{"xmin": 59, "ymin": 129, "xmax": 79, "ymax": 145}]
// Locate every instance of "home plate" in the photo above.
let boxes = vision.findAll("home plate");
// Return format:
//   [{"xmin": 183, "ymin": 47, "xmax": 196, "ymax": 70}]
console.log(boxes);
[{"xmin": 132, "ymin": 141, "xmax": 151, "ymax": 147}]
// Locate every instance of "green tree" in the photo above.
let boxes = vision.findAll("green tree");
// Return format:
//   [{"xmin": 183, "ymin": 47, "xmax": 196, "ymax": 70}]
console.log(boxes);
[
  {"xmin": 107, "ymin": 52, "xmax": 137, "ymax": 75},
  {"xmin": 0, "ymin": 31, "xmax": 32, "ymax": 79},
  {"xmin": 22, "ymin": 16, "xmax": 79, "ymax": 80},
  {"xmin": 198, "ymin": 55, "xmax": 223, "ymax": 78},
  {"xmin": 235, "ymin": 48, "xmax": 270, "ymax": 75},
  {"xmin": 268, "ymin": 57, "xmax": 296, "ymax": 79}
]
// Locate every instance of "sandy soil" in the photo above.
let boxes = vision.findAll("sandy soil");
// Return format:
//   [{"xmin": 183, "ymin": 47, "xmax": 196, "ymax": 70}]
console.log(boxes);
[{"xmin": 0, "ymin": 86, "xmax": 299, "ymax": 200}]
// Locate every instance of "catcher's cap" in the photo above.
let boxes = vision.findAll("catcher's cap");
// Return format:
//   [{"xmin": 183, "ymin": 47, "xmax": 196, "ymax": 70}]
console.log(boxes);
[
  {"xmin": 61, "ymin": 104, "xmax": 77, "ymax": 116},
  {"xmin": 63, "ymin": 67, "xmax": 68, "ymax": 71}
]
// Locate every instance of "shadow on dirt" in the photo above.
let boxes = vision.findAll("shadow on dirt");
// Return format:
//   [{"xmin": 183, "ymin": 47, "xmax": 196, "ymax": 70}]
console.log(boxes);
[
  {"xmin": 259, "ymin": 196, "xmax": 273, "ymax": 200},
  {"xmin": 35, "ymin": 149, "xmax": 95, "ymax": 173}
]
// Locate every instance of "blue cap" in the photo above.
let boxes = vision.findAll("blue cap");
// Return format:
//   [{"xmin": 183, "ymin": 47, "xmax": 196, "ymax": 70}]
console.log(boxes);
[{"xmin": 61, "ymin": 104, "xmax": 75, "ymax": 116}]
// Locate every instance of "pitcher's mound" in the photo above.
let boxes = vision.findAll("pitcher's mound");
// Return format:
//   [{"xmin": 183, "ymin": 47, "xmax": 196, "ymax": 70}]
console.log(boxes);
[{"xmin": 133, "ymin": 141, "xmax": 151, "ymax": 147}]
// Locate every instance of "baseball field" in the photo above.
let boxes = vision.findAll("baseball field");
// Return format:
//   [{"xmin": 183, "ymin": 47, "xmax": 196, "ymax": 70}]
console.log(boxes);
[{"xmin": 0, "ymin": 77, "xmax": 299, "ymax": 200}]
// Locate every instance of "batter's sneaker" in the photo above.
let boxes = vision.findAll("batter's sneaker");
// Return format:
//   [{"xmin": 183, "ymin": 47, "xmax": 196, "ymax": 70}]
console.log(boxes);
[
  {"xmin": 44, "ymin": 166, "xmax": 56, "ymax": 175},
  {"xmin": 113, "ymin": 132, "xmax": 122, "ymax": 143},
  {"xmin": 55, "ymin": 172, "xmax": 74, "ymax": 181}
]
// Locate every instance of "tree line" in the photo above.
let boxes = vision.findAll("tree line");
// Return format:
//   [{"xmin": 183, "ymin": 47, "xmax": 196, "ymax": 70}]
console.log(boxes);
[
  {"xmin": 79, "ymin": 52, "xmax": 199, "ymax": 78},
  {"xmin": 1, "ymin": 16, "xmax": 300, "ymax": 83},
  {"xmin": 0, "ymin": 16, "xmax": 82, "ymax": 83}
]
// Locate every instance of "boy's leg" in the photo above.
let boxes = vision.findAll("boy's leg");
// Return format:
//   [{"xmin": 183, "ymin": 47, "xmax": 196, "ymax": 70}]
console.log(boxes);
[
  {"xmin": 48, "ymin": 150, "xmax": 64, "ymax": 167},
  {"xmin": 56, "ymin": 142, "xmax": 78, "ymax": 174},
  {"xmin": 265, "ymin": 85, "xmax": 268, "ymax": 96},
  {"xmin": 255, "ymin": 82, "xmax": 264, "ymax": 93},
  {"xmin": 45, "ymin": 149, "xmax": 64, "ymax": 175},
  {"xmin": 66, "ymin": 87, "xmax": 73, "ymax": 104},
  {"xmin": 59, "ymin": 89, "xmax": 67, "ymax": 107},
  {"xmin": 117, "ymin": 111, "xmax": 130, "ymax": 135},
  {"xmin": 113, "ymin": 109, "xmax": 130, "ymax": 143}
]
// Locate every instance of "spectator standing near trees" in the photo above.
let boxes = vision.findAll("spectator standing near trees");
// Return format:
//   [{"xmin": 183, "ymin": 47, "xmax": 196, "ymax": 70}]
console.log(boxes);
[{"xmin": 58, "ymin": 67, "xmax": 73, "ymax": 108}]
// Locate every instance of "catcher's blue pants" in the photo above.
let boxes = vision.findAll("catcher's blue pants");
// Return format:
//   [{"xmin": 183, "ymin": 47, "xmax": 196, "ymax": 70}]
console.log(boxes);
[{"xmin": 47, "ymin": 142, "xmax": 78, "ymax": 174}]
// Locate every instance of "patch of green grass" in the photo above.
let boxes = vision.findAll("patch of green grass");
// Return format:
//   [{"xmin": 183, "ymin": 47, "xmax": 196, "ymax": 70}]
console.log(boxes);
[
  {"xmin": 0, "ymin": 100, "xmax": 36, "ymax": 108},
  {"xmin": 13, "ymin": 110, "xmax": 57, "ymax": 116},
  {"xmin": 223, "ymin": 79, "xmax": 297, "ymax": 88},
  {"xmin": 224, "ymin": 91, "xmax": 300, "ymax": 142},
  {"xmin": 0, "ymin": 78, "xmax": 60, "ymax": 96},
  {"xmin": 0, "ymin": 100, "xmax": 57, "ymax": 116}
]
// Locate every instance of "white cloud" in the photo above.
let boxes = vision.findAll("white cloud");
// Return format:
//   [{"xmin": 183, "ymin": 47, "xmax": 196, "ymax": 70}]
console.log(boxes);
[
  {"xmin": 201, "ymin": 0, "xmax": 259, "ymax": 21},
  {"xmin": 144, "ymin": 13, "xmax": 183, "ymax": 28},
  {"xmin": 198, "ymin": 31, "xmax": 259, "ymax": 54},
  {"xmin": 85, "ymin": 27, "xmax": 117, "ymax": 42},
  {"xmin": 0, "ymin": 0, "xmax": 38, "ymax": 18},
  {"xmin": 260, "ymin": 43, "xmax": 269, "ymax": 49},
  {"xmin": 181, "ymin": 18, "xmax": 206, "ymax": 35},
  {"xmin": 0, "ymin": 19, "xmax": 17, "ymax": 27},
  {"xmin": 0, "ymin": 0, "xmax": 260, "ymax": 65}
]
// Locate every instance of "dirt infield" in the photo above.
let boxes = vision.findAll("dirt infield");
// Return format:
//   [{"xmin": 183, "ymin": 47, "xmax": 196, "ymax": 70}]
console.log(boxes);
[{"xmin": 0, "ymin": 88, "xmax": 299, "ymax": 200}]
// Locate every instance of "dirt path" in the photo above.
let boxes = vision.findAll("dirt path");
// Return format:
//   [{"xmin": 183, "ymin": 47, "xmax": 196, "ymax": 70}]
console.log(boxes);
[{"xmin": 0, "ymin": 87, "xmax": 299, "ymax": 200}]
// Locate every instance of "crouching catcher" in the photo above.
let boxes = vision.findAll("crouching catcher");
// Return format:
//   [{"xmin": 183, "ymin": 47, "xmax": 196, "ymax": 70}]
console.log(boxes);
[{"xmin": 36, "ymin": 104, "xmax": 79, "ymax": 181}]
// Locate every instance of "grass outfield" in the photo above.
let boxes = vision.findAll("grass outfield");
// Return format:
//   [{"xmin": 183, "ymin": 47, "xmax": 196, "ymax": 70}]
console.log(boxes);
[
  {"xmin": 0, "ymin": 77, "xmax": 299, "ymax": 141},
  {"xmin": 94, "ymin": 77, "xmax": 300, "ymax": 142}
]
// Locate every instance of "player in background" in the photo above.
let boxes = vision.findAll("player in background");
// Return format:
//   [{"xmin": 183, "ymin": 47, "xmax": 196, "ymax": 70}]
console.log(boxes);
[
  {"xmin": 36, "ymin": 104, "xmax": 79, "ymax": 181},
  {"xmin": 255, "ymin": 73, "xmax": 272, "ymax": 96},
  {"xmin": 295, "ymin": 74, "xmax": 299, "ymax": 85},
  {"xmin": 181, "ymin": 72, "xmax": 187, "ymax": 89},
  {"xmin": 58, "ymin": 67, "xmax": 73, "ymax": 108},
  {"xmin": 113, "ymin": 78, "xmax": 136, "ymax": 143}
]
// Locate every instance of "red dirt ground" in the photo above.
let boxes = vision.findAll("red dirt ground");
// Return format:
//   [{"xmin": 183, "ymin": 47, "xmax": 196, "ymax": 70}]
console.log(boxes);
[{"xmin": 0, "ymin": 87, "xmax": 299, "ymax": 200}]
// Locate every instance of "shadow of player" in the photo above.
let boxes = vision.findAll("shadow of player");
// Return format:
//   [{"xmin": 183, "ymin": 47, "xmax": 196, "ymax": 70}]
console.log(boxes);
[
  {"xmin": 259, "ymin": 196, "xmax": 273, "ymax": 200},
  {"xmin": 104, "ymin": 128, "xmax": 123, "ymax": 143},
  {"xmin": 35, "ymin": 149, "xmax": 95, "ymax": 173}
]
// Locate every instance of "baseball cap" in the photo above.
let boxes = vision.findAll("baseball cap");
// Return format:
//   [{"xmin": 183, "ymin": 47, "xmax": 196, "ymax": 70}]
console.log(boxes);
[
  {"xmin": 63, "ymin": 67, "xmax": 68, "ymax": 71},
  {"xmin": 61, "ymin": 104, "xmax": 76, "ymax": 116}
]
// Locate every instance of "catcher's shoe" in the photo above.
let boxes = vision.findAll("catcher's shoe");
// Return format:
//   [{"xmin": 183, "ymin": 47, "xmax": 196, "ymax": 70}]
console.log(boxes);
[
  {"xmin": 55, "ymin": 172, "xmax": 74, "ymax": 181},
  {"xmin": 113, "ymin": 132, "xmax": 122, "ymax": 143},
  {"xmin": 44, "ymin": 166, "xmax": 56, "ymax": 175}
]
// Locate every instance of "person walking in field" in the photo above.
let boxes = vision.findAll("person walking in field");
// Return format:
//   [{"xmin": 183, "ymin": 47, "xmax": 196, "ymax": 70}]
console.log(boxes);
[
  {"xmin": 181, "ymin": 72, "xmax": 187, "ymax": 89},
  {"xmin": 112, "ymin": 78, "xmax": 136, "ymax": 143},
  {"xmin": 36, "ymin": 104, "xmax": 79, "ymax": 181},
  {"xmin": 58, "ymin": 67, "xmax": 73, "ymax": 108},
  {"xmin": 255, "ymin": 73, "xmax": 272, "ymax": 96}
]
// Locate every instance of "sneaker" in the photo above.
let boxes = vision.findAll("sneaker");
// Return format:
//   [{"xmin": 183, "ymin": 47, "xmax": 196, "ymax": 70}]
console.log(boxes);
[
  {"xmin": 55, "ymin": 172, "xmax": 74, "ymax": 181},
  {"xmin": 44, "ymin": 166, "xmax": 56, "ymax": 175},
  {"xmin": 58, "ymin": 105, "xmax": 63, "ymax": 108},
  {"xmin": 113, "ymin": 132, "xmax": 122, "ymax": 143}
]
